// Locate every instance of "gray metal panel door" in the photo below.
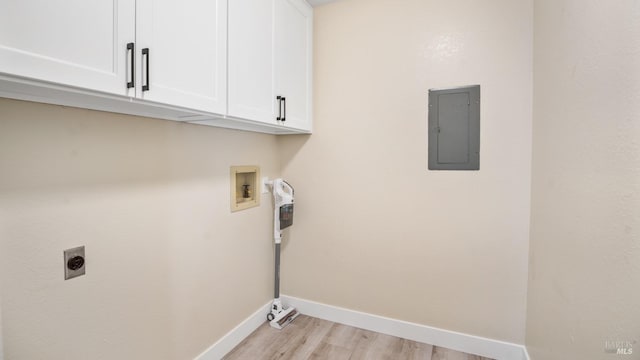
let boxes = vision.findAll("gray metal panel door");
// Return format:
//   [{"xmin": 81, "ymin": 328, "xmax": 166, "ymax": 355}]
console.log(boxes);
[{"xmin": 428, "ymin": 85, "xmax": 480, "ymax": 170}]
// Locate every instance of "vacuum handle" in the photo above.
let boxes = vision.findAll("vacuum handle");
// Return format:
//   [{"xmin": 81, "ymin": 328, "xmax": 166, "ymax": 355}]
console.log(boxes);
[{"xmin": 280, "ymin": 180, "xmax": 294, "ymax": 196}]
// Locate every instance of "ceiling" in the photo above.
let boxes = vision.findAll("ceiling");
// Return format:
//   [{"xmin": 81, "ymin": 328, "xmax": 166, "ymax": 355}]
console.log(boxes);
[{"xmin": 306, "ymin": 0, "xmax": 341, "ymax": 7}]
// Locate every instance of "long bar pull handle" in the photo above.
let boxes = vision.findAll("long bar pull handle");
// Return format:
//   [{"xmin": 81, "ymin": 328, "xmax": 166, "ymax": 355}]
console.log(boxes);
[
  {"xmin": 281, "ymin": 97, "xmax": 286, "ymax": 122},
  {"xmin": 276, "ymin": 96, "xmax": 282, "ymax": 121},
  {"xmin": 142, "ymin": 48, "xmax": 150, "ymax": 91},
  {"xmin": 126, "ymin": 43, "xmax": 135, "ymax": 88}
]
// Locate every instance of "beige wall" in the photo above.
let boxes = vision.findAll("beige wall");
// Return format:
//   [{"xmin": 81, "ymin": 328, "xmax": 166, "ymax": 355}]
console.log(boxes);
[
  {"xmin": 527, "ymin": 1, "xmax": 640, "ymax": 359},
  {"xmin": 0, "ymin": 99, "xmax": 279, "ymax": 359},
  {"xmin": 6, "ymin": 1, "xmax": 637, "ymax": 358},
  {"xmin": 279, "ymin": 0, "xmax": 533, "ymax": 343},
  {"xmin": 0, "ymin": 301, "xmax": 3, "ymax": 360}
]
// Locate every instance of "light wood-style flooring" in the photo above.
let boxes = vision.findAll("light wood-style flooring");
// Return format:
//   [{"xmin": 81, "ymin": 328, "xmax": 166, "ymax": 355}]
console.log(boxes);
[{"xmin": 224, "ymin": 315, "xmax": 494, "ymax": 360}]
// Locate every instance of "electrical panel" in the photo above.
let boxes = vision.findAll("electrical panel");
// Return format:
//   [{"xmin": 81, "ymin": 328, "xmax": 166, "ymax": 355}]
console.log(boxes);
[{"xmin": 428, "ymin": 85, "xmax": 480, "ymax": 170}]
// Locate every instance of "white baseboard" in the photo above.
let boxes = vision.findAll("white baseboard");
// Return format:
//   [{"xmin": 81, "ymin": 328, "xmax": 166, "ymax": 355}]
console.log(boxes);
[
  {"xmin": 194, "ymin": 300, "xmax": 271, "ymax": 360},
  {"xmin": 194, "ymin": 295, "xmax": 530, "ymax": 360},
  {"xmin": 281, "ymin": 295, "xmax": 529, "ymax": 360}
]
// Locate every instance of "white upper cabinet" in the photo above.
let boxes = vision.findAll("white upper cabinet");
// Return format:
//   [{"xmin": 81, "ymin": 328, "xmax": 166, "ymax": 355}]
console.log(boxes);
[
  {"xmin": 274, "ymin": 0, "xmax": 313, "ymax": 131},
  {"xmin": 0, "ymin": 0, "xmax": 311, "ymax": 134},
  {"xmin": 229, "ymin": 0, "xmax": 312, "ymax": 132},
  {"xmin": 136, "ymin": 0, "xmax": 227, "ymax": 114},
  {"xmin": 228, "ymin": 0, "xmax": 276, "ymax": 124},
  {"xmin": 0, "ymin": 0, "xmax": 135, "ymax": 96}
]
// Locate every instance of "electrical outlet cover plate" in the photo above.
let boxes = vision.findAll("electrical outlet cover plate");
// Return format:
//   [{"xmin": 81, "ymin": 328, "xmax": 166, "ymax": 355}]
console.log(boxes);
[{"xmin": 64, "ymin": 246, "xmax": 85, "ymax": 280}]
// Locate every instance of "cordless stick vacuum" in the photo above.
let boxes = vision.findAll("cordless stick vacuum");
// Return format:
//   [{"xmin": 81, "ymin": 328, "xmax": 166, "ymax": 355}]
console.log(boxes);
[{"xmin": 265, "ymin": 178, "xmax": 300, "ymax": 329}]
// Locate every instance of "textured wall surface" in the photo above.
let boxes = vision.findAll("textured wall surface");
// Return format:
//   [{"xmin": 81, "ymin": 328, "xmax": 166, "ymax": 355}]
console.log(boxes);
[
  {"xmin": 6, "ymin": 1, "xmax": 637, "ymax": 358},
  {"xmin": 279, "ymin": 0, "xmax": 533, "ymax": 343},
  {"xmin": 0, "ymin": 99, "xmax": 279, "ymax": 360},
  {"xmin": 527, "ymin": 1, "xmax": 640, "ymax": 359}
]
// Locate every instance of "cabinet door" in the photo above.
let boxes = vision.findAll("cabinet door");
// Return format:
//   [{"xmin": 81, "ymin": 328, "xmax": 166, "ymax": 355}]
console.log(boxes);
[
  {"xmin": 136, "ymin": 0, "xmax": 226, "ymax": 114},
  {"xmin": 274, "ymin": 0, "xmax": 313, "ymax": 131},
  {"xmin": 228, "ymin": 0, "xmax": 276, "ymax": 124},
  {"xmin": 0, "ymin": 0, "xmax": 135, "ymax": 96}
]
